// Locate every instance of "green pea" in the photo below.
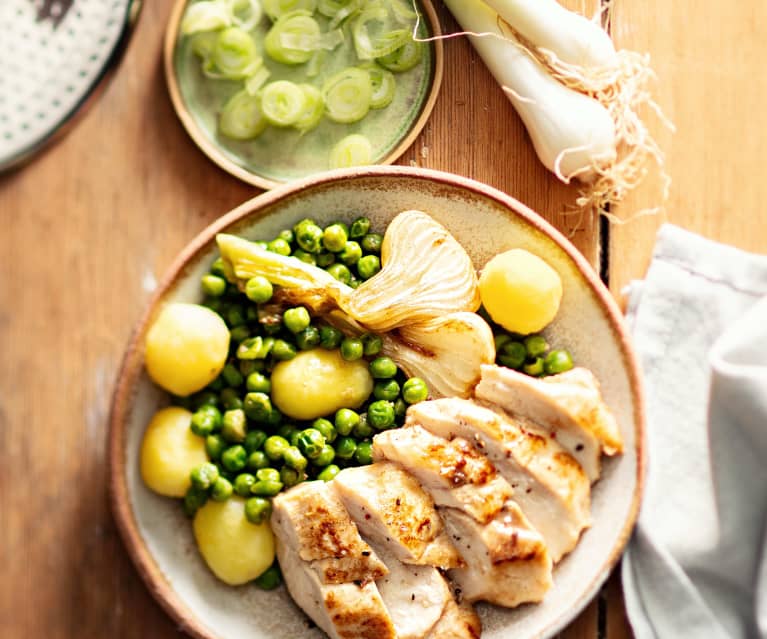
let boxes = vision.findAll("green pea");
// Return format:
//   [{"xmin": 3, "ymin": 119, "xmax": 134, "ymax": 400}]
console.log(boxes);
[
  {"xmin": 361, "ymin": 333, "xmax": 383, "ymax": 356},
  {"xmin": 292, "ymin": 249, "xmax": 316, "ymax": 265},
  {"xmin": 210, "ymin": 476, "xmax": 233, "ymax": 501},
  {"xmin": 262, "ymin": 322, "xmax": 282, "ymax": 336},
  {"xmin": 234, "ymin": 473, "xmax": 256, "ymax": 497},
  {"xmin": 340, "ymin": 241, "xmax": 362, "ymax": 265},
  {"xmin": 205, "ymin": 434, "xmax": 227, "ymax": 460},
  {"xmin": 254, "ymin": 563, "xmax": 282, "ymax": 590},
  {"xmin": 361, "ymin": 233, "xmax": 383, "ymax": 254},
  {"xmin": 319, "ymin": 326, "xmax": 343, "ymax": 349},
  {"xmin": 183, "ymin": 486, "xmax": 208, "ymax": 517},
  {"xmin": 243, "ymin": 430, "xmax": 266, "ymax": 454},
  {"xmin": 246, "ymin": 372, "xmax": 271, "ymax": 393},
  {"xmin": 247, "ymin": 450, "xmax": 269, "ymax": 471},
  {"xmin": 367, "ymin": 400, "xmax": 395, "ymax": 430},
  {"xmin": 256, "ymin": 468, "xmax": 281, "ymax": 483},
  {"xmin": 206, "ymin": 375, "xmax": 225, "ymax": 391},
  {"xmin": 245, "ymin": 497, "xmax": 273, "ymax": 524},
  {"xmin": 352, "ymin": 415, "xmax": 375, "ymax": 439},
  {"xmin": 499, "ymin": 341, "xmax": 527, "ymax": 369},
  {"xmin": 222, "ymin": 363, "xmax": 244, "ymax": 388},
  {"xmin": 221, "ymin": 409, "xmax": 247, "ymax": 442},
  {"xmin": 245, "ymin": 276, "xmax": 274, "ymax": 303},
  {"xmin": 251, "ymin": 479, "xmax": 283, "ymax": 497},
  {"xmin": 238, "ymin": 359, "xmax": 262, "ymax": 377},
  {"xmin": 296, "ymin": 222, "xmax": 324, "ymax": 253},
  {"xmin": 349, "ymin": 216, "xmax": 371, "ymax": 239},
  {"xmin": 334, "ymin": 408, "xmax": 359, "ymax": 436},
  {"xmin": 335, "ymin": 436, "xmax": 357, "ymax": 460},
  {"xmin": 210, "ymin": 257, "xmax": 227, "ymax": 277},
  {"xmin": 332, "ymin": 221, "xmax": 350, "ymax": 236},
  {"xmin": 221, "ymin": 445, "xmax": 248, "ymax": 472},
  {"xmin": 202, "ymin": 297, "xmax": 222, "ymax": 313},
  {"xmin": 278, "ymin": 229, "xmax": 294, "ymax": 245},
  {"xmin": 264, "ymin": 435, "xmax": 290, "ymax": 461},
  {"xmin": 357, "ymin": 255, "xmax": 381, "ymax": 280},
  {"xmin": 544, "ymin": 349, "xmax": 574, "ymax": 374},
  {"xmin": 523, "ymin": 357, "xmax": 545, "ymax": 376},
  {"xmin": 267, "ymin": 238, "xmax": 291, "ymax": 255},
  {"xmin": 297, "ymin": 428, "xmax": 326, "ymax": 458},
  {"xmin": 312, "ymin": 444, "xmax": 335, "ymax": 467},
  {"xmin": 220, "ymin": 387, "xmax": 243, "ymax": 411},
  {"xmin": 265, "ymin": 407, "xmax": 283, "ymax": 427},
  {"xmin": 524, "ymin": 335, "xmax": 549, "ymax": 358},
  {"xmin": 394, "ymin": 398, "xmax": 407, "ymax": 421},
  {"xmin": 374, "ymin": 379, "xmax": 400, "ymax": 401},
  {"xmin": 323, "ymin": 223, "xmax": 349, "ymax": 252},
  {"xmin": 237, "ymin": 336, "xmax": 269, "ymax": 360},
  {"xmin": 316, "ymin": 251, "xmax": 335, "ymax": 267},
  {"xmin": 280, "ymin": 466, "xmax": 303, "ymax": 488},
  {"xmin": 190, "ymin": 405, "xmax": 222, "ymax": 437},
  {"xmin": 293, "ymin": 217, "xmax": 316, "ymax": 233},
  {"xmin": 283, "ymin": 307, "xmax": 311, "ymax": 333},
  {"xmin": 369, "ymin": 356, "xmax": 397, "ymax": 379},
  {"xmin": 226, "ymin": 305, "xmax": 247, "ymax": 328},
  {"xmin": 312, "ymin": 418, "xmax": 337, "ymax": 443},
  {"xmin": 193, "ymin": 390, "xmax": 219, "ymax": 409},
  {"xmin": 326, "ymin": 262, "xmax": 351, "ymax": 284},
  {"xmin": 201, "ymin": 274, "xmax": 227, "ymax": 297},
  {"xmin": 272, "ymin": 340, "xmax": 297, "ymax": 361},
  {"xmin": 494, "ymin": 333, "xmax": 512, "ymax": 351},
  {"xmin": 317, "ymin": 464, "xmax": 340, "ymax": 482},
  {"xmin": 354, "ymin": 441, "xmax": 373, "ymax": 465},
  {"xmin": 296, "ymin": 326, "xmax": 321, "ymax": 350},
  {"xmin": 402, "ymin": 377, "xmax": 429, "ymax": 404},
  {"xmin": 283, "ymin": 446, "xmax": 308, "ymax": 471},
  {"xmin": 244, "ymin": 392, "xmax": 272, "ymax": 422},
  {"xmin": 190, "ymin": 462, "xmax": 220, "ymax": 491},
  {"xmin": 340, "ymin": 337, "xmax": 363, "ymax": 361}
]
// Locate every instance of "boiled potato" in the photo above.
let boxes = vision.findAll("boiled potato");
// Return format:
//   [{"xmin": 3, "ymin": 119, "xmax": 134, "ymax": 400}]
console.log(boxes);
[
  {"xmin": 144, "ymin": 302, "xmax": 229, "ymax": 397},
  {"xmin": 479, "ymin": 249, "xmax": 563, "ymax": 335},
  {"xmin": 194, "ymin": 497, "xmax": 275, "ymax": 585},
  {"xmin": 140, "ymin": 406, "xmax": 207, "ymax": 497},
  {"xmin": 270, "ymin": 349, "xmax": 373, "ymax": 420}
]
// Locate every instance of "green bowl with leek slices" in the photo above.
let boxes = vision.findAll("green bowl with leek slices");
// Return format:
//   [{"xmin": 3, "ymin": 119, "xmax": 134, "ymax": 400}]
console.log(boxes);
[{"xmin": 165, "ymin": 0, "xmax": 443, "ymax": 189}]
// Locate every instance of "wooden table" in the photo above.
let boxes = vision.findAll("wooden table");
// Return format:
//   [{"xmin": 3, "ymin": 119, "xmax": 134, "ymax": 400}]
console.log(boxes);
[{"xmin": 2, "ymin": 1, "xmax": 765, "ymax": 637}]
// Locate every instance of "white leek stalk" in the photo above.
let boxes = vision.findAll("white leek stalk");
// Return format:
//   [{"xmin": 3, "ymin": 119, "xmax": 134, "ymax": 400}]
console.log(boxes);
[{"xmin": 444, "ymin": 0, "xmax": 615, "ymax": 181}]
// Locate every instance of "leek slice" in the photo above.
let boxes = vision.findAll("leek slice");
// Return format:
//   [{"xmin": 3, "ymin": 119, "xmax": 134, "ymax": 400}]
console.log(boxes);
[
  {"xmin": 262, "ymin": 0, "xmax": 317, "ymax": 21},
  {"xmin": 264, "ymin": 11, "xmax": 321, "ymax": 64},
  {"xmin": 376, "ymin": 40, "xmax": 422, "ymax": 72},
  {"xmin": 329, "ymin": 134, "xmax": 373, "ymax": 168},
  {"xmin": 328, "ymin": 0, "xmax": 360, "ymax": 29},
  {"xmin": 244, "ymin": 65, "xmax": 271, "ymax": 95},
  {"xmin": 317, "ymin": 0, "xmax": 354, "ymax": 18},
  {"xmin": 306, "ymin": 49, "xmax": 327, "ymax": 77},
  {"xmin": 207, "ymin": 27, "xmax": 263, "ymax": 79},
  {"xmin": 279, "ymin": 28, "xmax": 344, "ymax": 52},
  {"xmin": 352, "ymin": 6, "xmax": 410, "ymax": 60},
  {"xmin": 219, "ymin": 89, "xmax": 269, "ymax": 139},
  {"xmin": 231, "ymin": 0, "xmax": 264, "ymax": 31},
  {"xmin": 181, "ymin": 1, "xmax": 232, "ymax": 35},
  {"xmin": 322, "ymin": 67, "xmax": 372, "ymax": 123},
  {"xmin": 260, "ymin": 80, "xmax": 307, "ymax": 126},
  {"xmin": 366, "ymin": 64, "xmax": 396, "ymax": 108},
  {"xmin": 294, "ymin": 84, "xmax": 325, "ymax": 133},
  {"xmin": 190, "ymin": 31, "xmax": 219, "ymax": 60}
]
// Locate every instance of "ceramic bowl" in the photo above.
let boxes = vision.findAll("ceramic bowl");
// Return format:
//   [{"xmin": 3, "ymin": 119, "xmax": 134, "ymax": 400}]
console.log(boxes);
[
  {"xmin": 164, "ymin": 0, "xmax": 444, "ymax": 189},
  {"xmin": 109, "ymin": 166, "xmax": 644, "ymax": 639}
]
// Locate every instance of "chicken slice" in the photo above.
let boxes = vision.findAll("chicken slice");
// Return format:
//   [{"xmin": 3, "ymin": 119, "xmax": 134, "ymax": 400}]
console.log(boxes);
[
  {"xmin": 271, "ymin": 481, "xmax": 387, "ymax": 584},
  {"xmin": 274, "ymin": 535, "xmax": 396, "ymax": 639},
  {"xmin": 476, "ymin": 365, "xmax": 623, "ymax": 481},
  {"xmin": 332, "ymin": 463, "xmax": 462, "ymax": 569},
  {"xmin": 409, "ymin": 397, "xmax": 591, "ymax": 562},
  {"xmin": 373, "ymin": 426, "xmax": 553, "ymax": 607},
  {"xmin": 426, "ymin": 598, "xmax": 481, "ymax": 639}
]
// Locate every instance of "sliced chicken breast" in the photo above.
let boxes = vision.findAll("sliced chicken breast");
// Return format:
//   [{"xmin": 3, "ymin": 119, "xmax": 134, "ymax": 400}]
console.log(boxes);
[
  {"xmin": 271, "ymin": 481, "xmax": 387, "ymax": 584},
  {"xmin": 476, "ymin": 365, "xmax": 622, "ymax": 481},
  {"xmin": 409, "ymin": 397, "xmax": 591, "ymax": 562},
  {"xmin": 427, "ymin": 599, "xmax": 482, "ymax": 639},
  {"xmin": 332, "ymin": 463, "xmax": 462, "ymax": 569},
  {"xmin": 373, "ymin": 426, "xmax": 553, "ymax": 607}
]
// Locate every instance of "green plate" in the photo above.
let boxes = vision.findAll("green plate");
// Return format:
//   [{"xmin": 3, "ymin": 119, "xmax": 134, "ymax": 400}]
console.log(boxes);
[{"xmin": 165, "ymin": 1, "xmax": 443, "ymax": 189}]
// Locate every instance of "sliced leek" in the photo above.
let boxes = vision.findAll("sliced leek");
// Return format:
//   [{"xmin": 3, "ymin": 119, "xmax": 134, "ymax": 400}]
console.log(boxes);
[
  {"xmin": 294, "ymin": 84, "xmax": 325, "ymax": 132},
  {"xmin": 377, "ymin": 40, "xmax": 422, "ymax": 73},
  {"xmin": 367, "ymin": 64, "xmax": 396, "ymax": 108},
  {"xmin": 244, "ymin": 65, "xmax": 271, "ymax": 95},
  {"xmin": 329, "ymin": 134, "xmax": 373, "ymax": 168},
  {"xmin": 262, "ymin": 0, "xmax": 317, "ymax": 21},
  {"xmin": 278, "ymin": 28, "xmax": 344, "ymax": 52},
  {"xmin": 181, "ymin": 1, "xmax": 232, "ymax": 35},
  {"xmin": 260, "ymin": 80, "xmax": 307, "ymax": 126},
  {"xmin": 219, "ymin": 89, "xmax": 269, "ymax": 139},
  {"xmin": 264, "ymin": 11, "xmax": 321, "ymax": 64},
  {"xmin": 190, "ymin": 31, "xmax": 219, "ymax": 60},
  {"xmin": 207, "ymin": 27, "xmax": 263, "ymax": 79},
  {"xmin": 352, "ymin": 6, "xmax": 411, "ymax": 60},
  {"xmin": 231, "ymin": 0, "xmax": 264, "ymax": 31},
  {"xmin": 322, "ymin": 67, "xmax": 372, "ymax": 123},
  {"xmin": 317, "ymin": 0, "xmax": 355, "ymax": 18}
]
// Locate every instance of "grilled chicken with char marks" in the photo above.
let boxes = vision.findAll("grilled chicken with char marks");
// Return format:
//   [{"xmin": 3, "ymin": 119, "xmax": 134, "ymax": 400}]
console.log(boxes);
[{"xmin": 409, "ymin": 397, "xmax": 591, "ymax": 562}]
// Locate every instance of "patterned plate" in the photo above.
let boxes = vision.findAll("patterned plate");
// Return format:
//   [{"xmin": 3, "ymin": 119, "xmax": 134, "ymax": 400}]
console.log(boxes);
[{"xmin": 0, "ymin": 0, "xmax": 142, "ymax": 171}]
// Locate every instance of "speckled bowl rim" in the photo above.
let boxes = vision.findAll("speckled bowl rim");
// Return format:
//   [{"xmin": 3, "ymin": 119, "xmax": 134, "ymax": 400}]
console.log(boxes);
[
  {"xmin": 108, "ymin": 165, "xmax": 645, "ymax": 639},
  {"xmin": 163, "ymin": 1, "xmax": 445, "ymax": 190}
]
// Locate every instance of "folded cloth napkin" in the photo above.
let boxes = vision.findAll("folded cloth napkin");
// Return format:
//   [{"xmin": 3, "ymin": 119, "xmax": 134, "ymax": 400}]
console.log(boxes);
[{"xmin": 622, "ymin": 224, "xmax": 767, "ymax": 638}]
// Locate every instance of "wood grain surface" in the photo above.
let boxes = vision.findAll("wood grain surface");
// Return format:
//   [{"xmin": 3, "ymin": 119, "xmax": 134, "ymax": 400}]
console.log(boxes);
[{"xmin": 3, "ymin": 0, "xmax": 758, "ymax": 637}]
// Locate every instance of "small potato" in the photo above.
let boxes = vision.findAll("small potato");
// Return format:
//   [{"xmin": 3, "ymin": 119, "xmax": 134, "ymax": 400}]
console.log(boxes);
[
  {"xmin": 144, "ymin": 303, "xmax": 230, "ymax": 397},
  {"xmin": 194, "ymin": 497, "xmax": 275, "ymax": 585},
  {"xmin": 140, "ymin": 406, "xmax": 208, "ymax": 497},
  {"xmin": 270, "ymin": 349, "xmax": 373, "ymax": 420},
  {"xmin": 479, "ymin": 249, "xmax": 563, "ymax": 335}
]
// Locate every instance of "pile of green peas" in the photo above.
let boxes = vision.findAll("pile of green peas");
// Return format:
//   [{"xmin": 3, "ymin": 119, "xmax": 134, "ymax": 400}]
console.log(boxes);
[{"xmin": 176, "ymin": 215, "xmax": 429, "ymax": 537}]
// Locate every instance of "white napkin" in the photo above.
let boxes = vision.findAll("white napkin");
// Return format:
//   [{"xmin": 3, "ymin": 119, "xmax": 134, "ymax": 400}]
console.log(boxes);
[{"xmin": 621, "ymin": 224, "xmax": 767, "ymax": 638}]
